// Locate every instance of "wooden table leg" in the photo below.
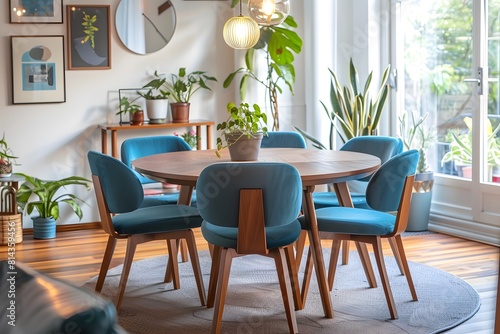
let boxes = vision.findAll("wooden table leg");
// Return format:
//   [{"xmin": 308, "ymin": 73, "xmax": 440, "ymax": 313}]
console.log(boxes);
[
  {"xmin": 206, "ymin": 124, "xmax": 213, "ymax": 149},
  {"xmin": 111, "ymin": 130, "xmax": 118, "ymax": 158},
  {"xmin": 101, "ymin": 129, "xmax": 108, "ymax": 155},
  {"xmin": 301, "ymin": 185, "xmax": 333, "ymax": 318},
  {"xmin": 196, "ymin": 125, "xmax": 202, "ymax": 150}
]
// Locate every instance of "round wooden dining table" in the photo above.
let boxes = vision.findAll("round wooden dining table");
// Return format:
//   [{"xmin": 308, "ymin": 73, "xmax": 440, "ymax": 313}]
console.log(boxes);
[{"xmin": 133, "ymin": 148, "xmax": 381, "ymax": 318}]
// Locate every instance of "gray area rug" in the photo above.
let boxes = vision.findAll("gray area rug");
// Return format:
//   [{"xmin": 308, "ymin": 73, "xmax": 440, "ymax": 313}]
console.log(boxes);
[{"xmin": 83, "ymin": 249, "xmax": 480, "ymax": 334}]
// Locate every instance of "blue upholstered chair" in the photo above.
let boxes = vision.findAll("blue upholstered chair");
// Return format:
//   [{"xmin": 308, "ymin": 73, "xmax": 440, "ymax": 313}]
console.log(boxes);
[
  {"xmin": 197, "ymin": 163, "xmax": 303, "ymax": 334},
  {"xmin": 299, "ymin": 150, "xmax": 420, "ymax": 320},
  {"xmin": 87, "ymin": 151, "xmax": 206, "ymax": 311},
  {"xmin": 261, "ymin": 131, "xmax": 307, "ymax": 148},
  {"xmin": 313, "ymin": 136, "xmax": 403, "ymax": 209},
  {"xmin": 121, "ymin": 135, "xmax": 196, "ymax": 207}
]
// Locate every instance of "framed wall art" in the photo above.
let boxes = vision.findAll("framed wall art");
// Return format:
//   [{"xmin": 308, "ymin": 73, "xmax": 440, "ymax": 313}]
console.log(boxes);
[
  {"xmin": 9, "ymin": 0, "xmax": 63, "ymax": 24},
  {"xmin": 11, "ymin": 35, "xmax": 66, "ymax": 104},
  {"xmin": 66, "ymin": 5, "xmax": 111, "ymax": 70}
]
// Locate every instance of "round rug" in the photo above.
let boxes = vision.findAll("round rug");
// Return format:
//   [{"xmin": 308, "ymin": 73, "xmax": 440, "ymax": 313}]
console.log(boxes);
[{"xmin": 84, "ymin": 249, "xmax": 480, "ymax": 334}]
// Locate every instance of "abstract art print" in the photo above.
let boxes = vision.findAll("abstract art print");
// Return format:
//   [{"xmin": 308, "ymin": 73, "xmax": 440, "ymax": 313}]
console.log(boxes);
[
  {"xmin": 11, "ymin": 36, "xmax": 66, "ymax": 104},
  {"xmin": 67, "ymin": 5, "xmax": 111, "ymax": 70},
  {"xmin": 9, "ymin": 0, "xmax": 63, "ymax": 23}
]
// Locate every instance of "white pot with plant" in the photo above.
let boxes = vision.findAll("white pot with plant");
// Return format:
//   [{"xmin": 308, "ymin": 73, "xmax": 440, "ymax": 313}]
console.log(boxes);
[
  {"xmin": 139, "ymin": 76, "xmax": 170, "ymax": 124},
  {"xmin": 0, "ymin": 133, "xmax": 19, "ymax": 177},
  {"xmin": 216, "ymin": 102, "xmax": 268, "ymax": 161}
]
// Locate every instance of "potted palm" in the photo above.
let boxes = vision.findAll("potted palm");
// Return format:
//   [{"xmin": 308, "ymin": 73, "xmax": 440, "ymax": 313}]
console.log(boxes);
[
  {"xmin": 216, "ymin": 102, "xmax": 268, "ymax": 161},
  {"xmin": 116, "ymin": 96, "xmax": 144, "ymax": 125},
  {"xmin": 0, "ymin": 133, "xmax": 19, "ymax": 177},
  {"xmin": 141, "ymin": 68, "xmax": 217, "ymax": 123},
  {"xmin": 16, "ymin": 173, "xmax": 91, "ymax": 239}
]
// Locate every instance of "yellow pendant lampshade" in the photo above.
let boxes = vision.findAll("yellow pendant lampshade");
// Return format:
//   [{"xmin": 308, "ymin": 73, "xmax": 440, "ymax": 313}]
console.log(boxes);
[
  {"xmin": 248, "ymin": 0, "xmax": 290, "ymax": 26},
  {"xmin": 223, "ymin": 14, "xmax": 260, "ymax": 49}
]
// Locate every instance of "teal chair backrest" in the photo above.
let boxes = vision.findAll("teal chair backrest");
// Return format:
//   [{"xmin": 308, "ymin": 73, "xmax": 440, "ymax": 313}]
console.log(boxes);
[
  {"xmin": 260, "ymin": 131, "xmax": 307, "ymax": 148},
  {"xmin": 88, "ymin": 150, "xmax": 144, "ymax": 213},
  {"xmin": 340, "ymin": 136, "xmax": 403, "ymax": 181},
  {"xmin": 366, "ymin": 149, "xmax": 419, "ymax": 212},
  {"xmin": 121, "ymin": 136, "xmax": 191, "ymax": 184},
  {"xmin": 196, "ymin": 163, "xmax": 302, "ymax": 228}
]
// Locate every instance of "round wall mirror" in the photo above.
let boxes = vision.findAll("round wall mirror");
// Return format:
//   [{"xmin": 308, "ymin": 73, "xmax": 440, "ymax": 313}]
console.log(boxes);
[{"xmin": 116, "ymin": 0, "xmax": 176, "ymax": 54}]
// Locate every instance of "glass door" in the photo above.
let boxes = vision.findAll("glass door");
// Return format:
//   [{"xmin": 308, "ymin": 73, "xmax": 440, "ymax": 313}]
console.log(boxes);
[{"xmin": 395, "ymin": 0, "xmax": 500, "ymax": 229}]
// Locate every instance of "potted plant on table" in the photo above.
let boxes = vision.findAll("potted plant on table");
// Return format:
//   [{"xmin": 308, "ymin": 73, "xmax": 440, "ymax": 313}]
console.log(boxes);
[
  {"xmin": 142, "ymin": 68, "xmax": 217, "ymax": 123},
  {"xmin": 138, "ymin": 75, "xmax": 170, "ymax": 124},
  {"xmin": 16, "ymin": 173, "xmax": 91, "ymax": 239},
  {"xmin": 117, "ymin": 96, "xmax": 144, "ymax": 125},
  {"xmin": 216, "ymin": 102, "xmax": 268, "ymax": 161},
  {"xmin": 0, "ymin": 133, "xmax": 19, "ymax": 177}
]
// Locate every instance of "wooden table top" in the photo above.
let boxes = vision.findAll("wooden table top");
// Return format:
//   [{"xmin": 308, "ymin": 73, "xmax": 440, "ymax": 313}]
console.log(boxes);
[{"xmin": 132, "ymin": 148, "xmax": 381, "ymax": 186}]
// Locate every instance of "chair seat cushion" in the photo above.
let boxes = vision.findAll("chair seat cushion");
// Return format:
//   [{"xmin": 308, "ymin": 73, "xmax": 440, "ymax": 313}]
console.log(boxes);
[
  {"xmin": 201, "ymin": 219, "xmax": 302, "ymax": 249},
  {"xmin": 113, "ymin": 205, "xmax": 202, "ymax": 235},
  {"xmin": 298, "ymin": 207, "xmax": 396, "ymax": 236},
  {"xmin": 312, "ymin": 192, "xmax": 369, "ymax": 209}
]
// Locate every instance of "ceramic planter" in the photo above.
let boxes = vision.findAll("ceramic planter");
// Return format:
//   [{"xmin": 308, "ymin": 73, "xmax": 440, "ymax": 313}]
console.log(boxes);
[
  {"xmin": 406, "ymin": 171, "xmax": 434, "ymax": 232},
  {"xmin": 33, "ymin": 217, "xmax": 56, "ymax": 239},
  {"xmin": 170, "ymin": 103, "xmax": 190, "ymax": 123},
  {"xmin": 130, "ymin": 110, "xmax": 144, "ymax": 125},
  {"xmin": 0, "ymin": 163, "xmax": 12, "ymax": 177},
  {"xmin": 226, "ymin": 133, "xmax": 263, "ymax": 161},
  {"xmin": 146, "ymin": 99, "xmax": 169, "ymax": 124}
]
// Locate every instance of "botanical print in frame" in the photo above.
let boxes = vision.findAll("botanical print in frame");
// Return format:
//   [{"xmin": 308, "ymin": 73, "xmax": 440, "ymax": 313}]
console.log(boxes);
[
  {"xmin": 11, "ymin": 36, "xmax": 66, "ymax": 104},
  {"xmin": 66, "ymin": 5, "xmax": 111, "ymax": 70},
  {"xmin": 9, "ymin": 0, "xmax": 63, "ymax": 24}
]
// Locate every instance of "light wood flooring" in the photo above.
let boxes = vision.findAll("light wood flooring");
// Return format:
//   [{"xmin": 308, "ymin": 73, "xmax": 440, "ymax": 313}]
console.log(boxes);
[{"xmin": 1, "ymin": 228, "xmax": 498, "ymax": 333}]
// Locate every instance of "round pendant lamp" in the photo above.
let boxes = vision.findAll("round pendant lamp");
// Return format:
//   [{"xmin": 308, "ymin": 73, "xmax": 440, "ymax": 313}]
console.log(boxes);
[
  {"xmin": 248, "ymin": 0, "xmax": 290, "ymax": 26},
  {"xmin": 223, "ymin": 1, "xmax": 260, "ymax": 49}
]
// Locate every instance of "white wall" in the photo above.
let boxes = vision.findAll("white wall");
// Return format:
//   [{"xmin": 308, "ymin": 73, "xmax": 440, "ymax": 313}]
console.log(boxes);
[{"xmin": 1, "ymin": 0, "xmax": 306, "ymax": 227}]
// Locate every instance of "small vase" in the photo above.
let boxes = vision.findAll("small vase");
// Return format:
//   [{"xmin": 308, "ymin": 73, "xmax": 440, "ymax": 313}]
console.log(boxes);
[
  {"xmin": 130, "ymin": 110, "xmax": 145, "ymax": 125},
  {"xmin": 0, "ymin": 163, "xmax": 12, "ymax": 177}
]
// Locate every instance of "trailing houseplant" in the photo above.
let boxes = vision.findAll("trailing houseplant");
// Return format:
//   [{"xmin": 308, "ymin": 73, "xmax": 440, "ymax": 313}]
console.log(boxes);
[
  {"xmin": 295, "ymin": 58, "xmax": 391, "ymax": 150},
  {"xmin": 0, "ymin": 133, "xmax": 19, "ymax": 177},
  {"xmin": 16, "ymin": 173, "xmax": 91, "ymax": 239},
  {"xmin": 223, "ymin": 6, "xmax": 302, "ymax": 131},
  {"xmin": 216, "ymin": 102, "xmax": 268, "ymax": 160}
]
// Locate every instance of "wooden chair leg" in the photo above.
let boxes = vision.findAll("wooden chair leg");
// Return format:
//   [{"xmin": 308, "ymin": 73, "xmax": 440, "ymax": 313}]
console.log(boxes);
[
  {"xmin": 300, "ymin": 247, "xmax": 314, "ymax": 306},
  {"xmin": 180, "ymin": 239, "xmax": 188, "ymax": 262},
  {"xmin": 388, "ymin": 237, "xmax": 405, "ymax": 275},
  {"xmin": 294, "ymin": 230, "xmax": 307, "ymax": 268},
  {"xmin": 372, "ymin": 237, "xmax": 398, "ymax": 320},
  {"xmin": 211, "ymin": 248, "xmax": 233, "ymax": 334},
  {"xmin": 327, "ymin": 239, "xmax": 342, "ymax": 291},
  {"xmin": 95, "ymin": 235, "xmax": 117, "ymax": 293},
  {"xmin": 165, "ymin": 239, "xmax": 180, "ymax": 289},
  {"xmin": 342, "ymin": 240, "xmax": 350, "ymax": 264},
  {"xmin": 272, "ymin": 248, "xmax": 299, "ymax": 334},
  {"xmin": 115, "ymin": 236, "xmax": 138, "ymax": 311},
  {"xmin": 284, "ymin": 245, "xmax": 302, "ymax": 310},
  {"xmin": 392, "ymin": 235, "xmax": 418, "ymax": 300},
  {"xmin": 207, "ymin": 245, "xmax": 222, "ymax": 308},
  {"xmin": 355, "ymin": 241, "xmax": 377, "ymax": 288},
  {"xmin": 185, "ymin": 230, "xmax": 206, "ymax": 306}
]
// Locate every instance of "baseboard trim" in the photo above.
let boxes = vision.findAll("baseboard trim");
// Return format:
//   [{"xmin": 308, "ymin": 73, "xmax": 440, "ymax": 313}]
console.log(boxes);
[{"xmin": 23, "ymin": 222, "xmax": 101, "ymax": 235}]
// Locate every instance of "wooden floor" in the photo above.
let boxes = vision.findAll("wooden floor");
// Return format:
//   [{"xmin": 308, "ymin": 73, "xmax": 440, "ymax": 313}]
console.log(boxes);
[{"xmin": 1, "ymin": 228, "xmax": 498, "ymax": 333}]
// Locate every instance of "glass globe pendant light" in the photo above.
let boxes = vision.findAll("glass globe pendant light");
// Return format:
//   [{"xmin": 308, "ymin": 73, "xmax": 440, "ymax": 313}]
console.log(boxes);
[
  {"xmin": 248, "ymin": 0, "xmax": 290, "ymax": 26},
  {"xmin": 223, "ymin": 1, "xmax": 260, "ymax": 49}
]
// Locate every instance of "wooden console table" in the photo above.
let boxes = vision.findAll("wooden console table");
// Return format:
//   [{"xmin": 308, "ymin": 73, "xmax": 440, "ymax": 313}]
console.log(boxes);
[{"xmin": 98, "ymin": 120, "xmax": 214, "ymax": 158}]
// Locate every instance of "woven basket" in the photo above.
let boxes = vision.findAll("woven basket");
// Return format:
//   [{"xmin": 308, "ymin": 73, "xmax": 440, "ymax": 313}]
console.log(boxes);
[{"xmin": 0, "ymin": 213, "xmax": 23, "ymax": 245}]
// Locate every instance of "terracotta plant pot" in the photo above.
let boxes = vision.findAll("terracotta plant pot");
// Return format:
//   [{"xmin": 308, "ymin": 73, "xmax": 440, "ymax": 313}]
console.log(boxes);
[
  {"xmin": 225, "ymin": 133, "xmax": 263, "ymax": 161},
  {"xmin": 170, "ymin": 103, "xmax": 190, "ymax": 123},
  {"xmin": 130, "ymin": 110, "xmax": 144, "ymax": 125}
]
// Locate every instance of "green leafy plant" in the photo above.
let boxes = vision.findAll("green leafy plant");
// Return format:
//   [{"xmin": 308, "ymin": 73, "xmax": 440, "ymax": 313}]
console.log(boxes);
[
  {"xmin": 81, "ymin": 11, "xmax": 98, "ymax": 49},
  {"xmin": 216, "ymin": 102, "xmax": 268, "ymax": 158},
  {"xmin": 116, "ymin": 96, "xmax": 142, "ymax": 115},
  {"xmin": 223, "ymin": 11, "xmax": 302, "ymax": 131},
  {"xmin": 295, "ymin": 58, "xmax": 391, "ymax": 150},
  {"xmin": 16, "ymin": 173, "xmax": 91, "ymax": 221},
  {"xmin": 441, "ymin": 117, "xmax": 500, "ymax": 167},
  {"xmin": 0, "ymin": 133, "xmax": 19, "ymax": 165},
  {"xmin": 143, "ymin": 68, "xmax": 217, "ymax": 103},
  {"xmin": 398, "ymin": 111, "xmax": 434, "ymax": 174}
]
